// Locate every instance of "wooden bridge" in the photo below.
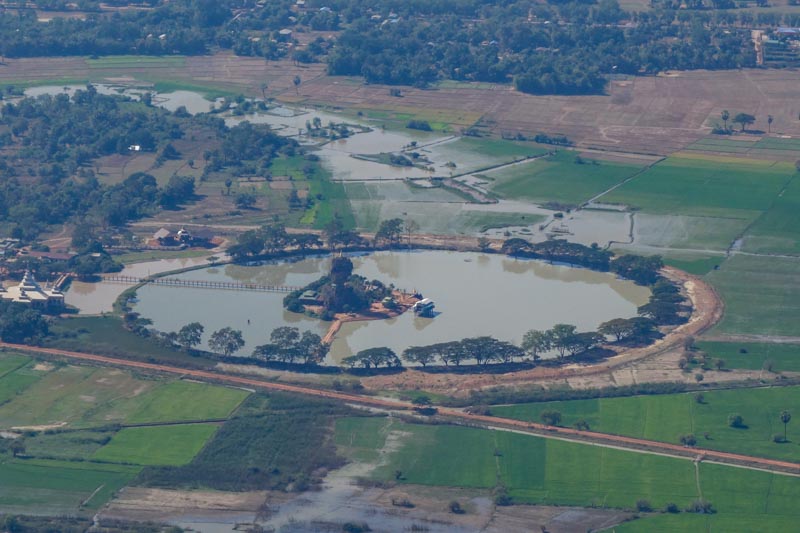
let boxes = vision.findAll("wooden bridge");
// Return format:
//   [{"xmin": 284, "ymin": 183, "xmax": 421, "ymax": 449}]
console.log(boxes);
[{"xmin": 104, "ymin": 275, "xmax": 302, "ymax": 293}]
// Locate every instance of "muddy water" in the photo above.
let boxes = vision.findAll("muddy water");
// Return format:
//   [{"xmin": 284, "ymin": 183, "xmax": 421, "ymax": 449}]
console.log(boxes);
[
  {"xmin": 132, "ymin": 251, "xmax": 650, "ymax": 362},
  {"xmin": 65, "ymin": 256, "xmax": 213, "ymax": 315}
]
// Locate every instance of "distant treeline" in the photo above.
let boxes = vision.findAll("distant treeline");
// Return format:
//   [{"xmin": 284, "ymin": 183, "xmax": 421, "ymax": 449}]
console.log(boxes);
[{"xmin": 0, "ymin": 0, "xmax": 777, "ymax": 95}]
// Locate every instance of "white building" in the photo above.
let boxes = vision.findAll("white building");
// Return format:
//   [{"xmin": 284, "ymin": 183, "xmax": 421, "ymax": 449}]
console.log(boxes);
[{"xmin": 0, "ymin": 271, "xmax": 64, "ymax": 309}]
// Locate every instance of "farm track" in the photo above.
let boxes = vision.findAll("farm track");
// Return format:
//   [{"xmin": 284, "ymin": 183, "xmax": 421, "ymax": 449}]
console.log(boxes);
[{"xmin": 1, "ymin": 341, "xmax": 797, "ymax": 476}]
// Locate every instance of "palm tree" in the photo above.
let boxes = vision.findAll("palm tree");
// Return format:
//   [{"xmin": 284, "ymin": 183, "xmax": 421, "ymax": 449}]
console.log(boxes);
[
  {"xmin": 781, "ymin": 410, "xmax": 791, "ymax": 441},
  {"xmin": 721, "ymin": 110, "xmax": 730, "ymax": 131},
  {"xmin": 293, "ymin": 75, "xmax": 301, "ymax": 95},
  {"xmin": 768, "ymin": 115, "xmax": 774, "ymax": 133},
  {"xmin": 260, "ymin": 82, "xmax": 268, "ymax": 100}
]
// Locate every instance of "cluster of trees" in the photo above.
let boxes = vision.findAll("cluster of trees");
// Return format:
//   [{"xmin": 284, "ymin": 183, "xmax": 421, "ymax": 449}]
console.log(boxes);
[
  {"xmin": 0, "ymin": 88, "xmax": 291, "ymax": 242},
  {"xmin": 287, "ymin": 256, "xmax": 393, "ymax": 316},
  {"xmin": 637, "ymin": 278, "xmax": 689, "ymax": 326},
  {"xmin": 402, "ymin": 337, "xmax": 524, "ymax": 367},
  {"xmin": 713, "ymin": 110, "xmax": 757, "ymax": 134},
  {"xmin": 501, "ymin": 238, "xmax": 613, "ymax": 271},
  {"xmin": 227, "ymin": 222, "xmax": 323, "ymax": 260},
  {"xmin": 342, "ymin": 346, "xmax": 403, "ymax": 369},
  {"xmin": 0, "ymin": 301, "xmax": 49, "ymax": 343},
  {"xmin": 253, "ymin": 326, "xmax": 328, "ymax": 365},
  {"xmin": 324, "ymin": 0, "xmax": 756, "ymax": 94}
]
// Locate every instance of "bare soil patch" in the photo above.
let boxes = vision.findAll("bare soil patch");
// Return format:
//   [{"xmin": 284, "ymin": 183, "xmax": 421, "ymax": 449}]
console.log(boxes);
[{"xmin": 99, "ymin": 487, "xmax": 276, "ymax": 523}]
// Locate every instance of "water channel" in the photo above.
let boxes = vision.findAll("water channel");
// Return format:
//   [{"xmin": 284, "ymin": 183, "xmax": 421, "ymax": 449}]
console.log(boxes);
[{"xmin": 131, "ymin": 250, "xmax": 650, "ymax": 363}]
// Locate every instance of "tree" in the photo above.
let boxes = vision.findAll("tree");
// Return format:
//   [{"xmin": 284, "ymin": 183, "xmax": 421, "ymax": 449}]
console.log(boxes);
[
  {"xmin": 224, "ymin": 178, "xmax": 233, "ymax": 195},
  {"xmin": 780, "ymin": 410, "xmax": 791, "ymax": 441},
  {"xmin": 680, "ymin": 434, "xmax": 697, "ymax": 447},
  {"xmin": 714, "ymin": 358, "xmax": 725, "ymax": 371},
  {"xmin": 549, "ymin": 324, "xmax": 577, "ymax": 359},
  {"xmin": 733, "ymin": 112, "xmax": 755, "ymax": 132},
  {"xmin": 598, "ymin": 318, "xmax": 634, "ymax": 341},
  {"xmin": 721, "ymin": 109, "xmax": 729, "ymax": 130},
  {"xmin": 477, "ymin": 236, "xmax": 491, "ymax": 252},
  {"xmin": 728, "ymin": 413, "xmax": 745, "ymax": 428},
  {"xmin": 235, "ymin": 192, "xmax": 257, "ymax": 209},
  {"xmin": 521, "ymin": 329, "xmax": 551, "ymax": 361},
  {"xmin": 293, "ymin": 75, "xmax": 302, "ymax": 95},
  {"xmin": 412, "ymin": 395, "xmax": 432, "ymax": 407},
  {"xmin": 403, "ymin": 345, "xmax": 436, "ymax": 367},
  {"xmin": 298, "ymin": 330, "xmax": 328, "ymax": 365},
  {"xmin": 768, "ymin": 114, "xmax": 774, "ymax": 133},
  {"xmin": 208, "ymin": 327, "xmax": 245, "ymax": 357},
  {"xmin": 540, "ymin": 410, "xmax": 562, "ymax": 426},
  {"xmin": 404, "ymin": 219, "xmax": 420, "ymax": 247},
  {"xmin": 375, "ymin": 218, "xmax": 404, "ymax": 245},
  {"xmin": 177, "ymin": 322, "xmax": 204, "ymax": 350},
  {"xmin": 260, "ymin": 82, "xmax": 269, "ymax": 99}
]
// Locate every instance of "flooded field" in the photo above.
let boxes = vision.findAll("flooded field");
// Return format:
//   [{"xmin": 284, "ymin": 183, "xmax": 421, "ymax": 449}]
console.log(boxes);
[{"xmin": 131, "ymin": 251, "xmax": 650, "ymax": 362}]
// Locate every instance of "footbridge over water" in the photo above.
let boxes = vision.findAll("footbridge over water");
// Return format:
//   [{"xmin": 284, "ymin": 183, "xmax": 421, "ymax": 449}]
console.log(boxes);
[{"xmin": 104, "ymin": 274, "xmax": 302, "ymax": 293}]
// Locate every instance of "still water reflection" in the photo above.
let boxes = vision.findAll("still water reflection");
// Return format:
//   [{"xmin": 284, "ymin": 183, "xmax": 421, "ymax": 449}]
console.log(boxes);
[{"xmin": 132, "ymin": 251, "xmax": 650, "ymax": 363}]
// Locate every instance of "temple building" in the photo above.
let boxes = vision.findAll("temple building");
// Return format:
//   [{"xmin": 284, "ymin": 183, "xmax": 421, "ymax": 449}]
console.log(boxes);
[{"xmin": 0, "ymin": 270, "xmax": 65, "ymax": 309}]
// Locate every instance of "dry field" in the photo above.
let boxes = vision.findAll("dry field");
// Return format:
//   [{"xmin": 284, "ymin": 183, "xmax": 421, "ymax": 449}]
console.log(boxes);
[
  {"xmin": 296, "ymin": 69, "xmax": 800, "ymax": 155},
  {"xmin": 5, "ymin": 55, "xmax": 800, "ymax": 155}
]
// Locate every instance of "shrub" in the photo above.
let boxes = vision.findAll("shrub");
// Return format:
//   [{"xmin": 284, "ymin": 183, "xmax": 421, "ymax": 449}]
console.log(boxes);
[
  {"xmin": 685, "ymin": 499, "xmax": 715, "ymax": 514},
  {"xmin": 728, "ymin": 413, "xmax": 745, "ymax": 428},
  {"xmin": 664, "ymin": 502, "xmax": 680, "ymax": 514},
  {"xmin": 635, "ymin": 499, "xmax": 652, "ymax": 512}
]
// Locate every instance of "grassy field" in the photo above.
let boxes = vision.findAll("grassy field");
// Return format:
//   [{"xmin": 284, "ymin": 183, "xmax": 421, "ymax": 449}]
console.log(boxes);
[
  {"xmin": 706, "ymin": 255, "xmax": 800, "ymax": 336},
  {"xmin": 697, "ymin": 341, "xmax": 800, "ymax": 373},
  {"xmin": 335, "ymin": 417, "xmax": 800, "ymax": 523},
  {"xmin": 0, "ymin": 458, "xmax": 139, "ymax": 514},
  {"xmin": 489, "ymin": 150, "xmax": 646, "ymax": 205},
  {"xmin": 632, "ymin": 213, "xmax": 751, "ymax": 251},
  {"xmin": 0, "ymin": 364, "xmax": 160, "ymax": 428},
  {"xmin": 491, "ymin": 386, "xmax": 800, "ymax": 461},
  {"xmin": 92, "ymin": 424, "xmax": 219, "ymax": 466},
  {"xmin": 660, "ymin": 254, "xmax": 726, "ymax": 276},
  {"xmin": 599, "ymin": 155, "xmax": 795, "ymax": 218},
  {"xmin": 0, "ymin": 354, "xmax": 31, "ymax": 378},
  {"xmin": 125, "ymin": 380, "xmax": 249, "ymax": 424},
  {"xmin": 740, "ymin": 175, "xmax": 800, "ymax": 255},
  {"xmin": 426, "ymin": 137, "xmax": 548, "ymax": 174},
  {"xmin": 0, "ymin": 364, "xmax": 41, "ymax": 405}
]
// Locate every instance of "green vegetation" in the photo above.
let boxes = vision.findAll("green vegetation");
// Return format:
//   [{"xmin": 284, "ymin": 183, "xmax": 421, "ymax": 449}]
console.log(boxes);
[
  {"xmin": 126, "ymin": 381, "xmax": 249, "ymax": 424},
  {"xmin": 741, "ymin": 175, "xmax": 800, "ymax": 255},
  {"xmin": 136, "ymin": 393, "xmax": 354, "ymax": 491},
  {"xmin": 0, "ymin": 354, "xmax": 30, "ymax": 378},
  {"xmin": 697, "ymin": 341, "xmax": 800, "ymax": 373},
  {"xmin": 93, "ymin": 424, "xmax": 219, "ymax": 466},
  {"xmin": 0, "ymin": 363, "xmax": 41, "ymax": 405},
  {"xmin": 47, "ymin": 316, "xmax": 214, "ymax": 367},
  {"xmin": 661, "ymin": 254, "xmax": 725, "ymax": 276},
  {"xmin": 491, "ymin": 151, "xmax": 646, "ymax": 205},
  {"xmin": 492, "ymin": 386, "xmax": 800, "ymax": 461},
  {"xmin": 0, "ymin": 459, "xmax": 139, "ymax": 514},
  {"xmin": 23, "ymin": 429, "xmax": 115, "ymax": 461},
  {"xmin": 707, "ymin": 255, "xmax": 800, "ymax": 336},
  {"xmin": 336, "ymin": 417, "xmax": 800, "ymax": 522},
  {"xmin": 600, "ymin": 156, "xmax": 795, "ymax": 218}
]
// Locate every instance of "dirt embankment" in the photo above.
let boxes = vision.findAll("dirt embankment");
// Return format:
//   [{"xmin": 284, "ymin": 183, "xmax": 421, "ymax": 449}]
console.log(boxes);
[{"xmin": 360, "ymin": 266, "xmax": 725, "ymax": 395}]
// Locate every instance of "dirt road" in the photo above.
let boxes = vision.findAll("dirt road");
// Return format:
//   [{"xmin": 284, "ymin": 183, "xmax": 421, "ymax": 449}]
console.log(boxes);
[{"xmin": 2, "ymin": 341, "xmax": 796, "ymax": 475}]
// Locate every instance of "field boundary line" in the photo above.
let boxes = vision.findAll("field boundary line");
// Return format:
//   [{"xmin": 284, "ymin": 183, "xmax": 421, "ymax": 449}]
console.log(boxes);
[{"xmin": 2, "ymin": 342, "xmax": 799, "ymax": 477}]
